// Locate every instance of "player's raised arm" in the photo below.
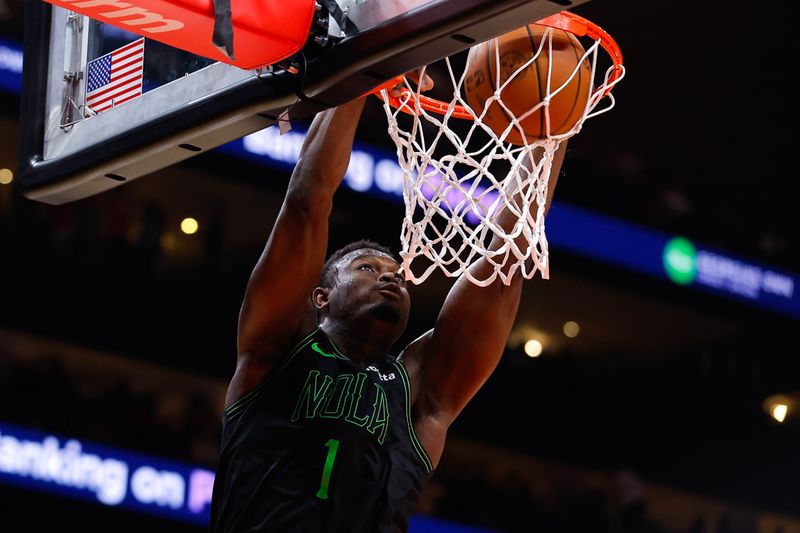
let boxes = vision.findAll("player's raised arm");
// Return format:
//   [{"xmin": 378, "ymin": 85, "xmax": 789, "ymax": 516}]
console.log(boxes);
[
  {"xmin": 403, "ymin": 142, "xmax": 568, "ymax": 465},
  {"xmin": 231, "ymin": 97, "xmax": 367, "ymax": 401}
]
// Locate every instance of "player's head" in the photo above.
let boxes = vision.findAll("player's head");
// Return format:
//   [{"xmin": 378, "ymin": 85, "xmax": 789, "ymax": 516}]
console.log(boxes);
[{"xmin": 313, "ymin": 239, "xmax": 410, "ymax": 337}]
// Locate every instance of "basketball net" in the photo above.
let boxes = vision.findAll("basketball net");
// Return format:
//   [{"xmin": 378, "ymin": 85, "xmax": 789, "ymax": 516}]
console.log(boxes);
[{"xmin": 376, "ymin": 12, "xmax": 624, "ymax": 287}]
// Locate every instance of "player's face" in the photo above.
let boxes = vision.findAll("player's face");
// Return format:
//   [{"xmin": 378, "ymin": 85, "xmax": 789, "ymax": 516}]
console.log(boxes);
[{"xmin": 327, "ymin": 250, "xmax": 411, "ymax": 329}]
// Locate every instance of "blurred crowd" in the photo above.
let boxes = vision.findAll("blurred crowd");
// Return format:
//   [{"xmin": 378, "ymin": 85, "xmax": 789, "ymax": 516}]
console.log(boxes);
[
  {"xmin": 0, "ymin": 0, "xmax": 22, "ymax": 41},
  {"xmin": 1, "ymin": 187, "xmax": 226, "ymax": 287},
  {"xmin": 483, "ymin": 336, "xmax": 800, "ymax": 511},
  {"xmin": 0, "ymin": 183, "xmax": 244, "ymax": 376},
  {"xmin": 0, "ymin": 350, "xmax": 221, "ymax": 466},
  {"xmin": 431, "ymin": 466, "xmax": 652, "ymax": 533}
]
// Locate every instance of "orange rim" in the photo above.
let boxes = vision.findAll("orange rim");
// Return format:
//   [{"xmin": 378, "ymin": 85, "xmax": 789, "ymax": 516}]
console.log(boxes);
[{"xmin": 373, "ymin": 10, "xmax": 624, "ymax": 119}]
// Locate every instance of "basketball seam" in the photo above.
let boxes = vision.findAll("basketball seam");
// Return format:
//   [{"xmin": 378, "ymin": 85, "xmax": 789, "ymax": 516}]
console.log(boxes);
[
  {"xmin": 553, "ymin": 32, "xmax": 585, "ymax": 133},
  {"xmin": 525, "ymin": 24, "xmax": 546, "ymax": 140}
]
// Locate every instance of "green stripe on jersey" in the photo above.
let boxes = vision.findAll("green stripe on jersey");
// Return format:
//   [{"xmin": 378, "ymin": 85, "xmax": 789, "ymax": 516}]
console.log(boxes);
[
  {"xmin": 393, "ymin": 361, "xmax": 433, "ymax": 473},
  {"xmin": 224, "ymin": 328, "xmax": 318, "ymax": 417}
]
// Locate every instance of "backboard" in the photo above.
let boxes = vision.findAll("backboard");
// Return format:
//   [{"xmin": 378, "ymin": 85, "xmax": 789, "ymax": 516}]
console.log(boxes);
[{"xmin": 18, "ymin": 0, "xmax": 590, "ymax": 205}]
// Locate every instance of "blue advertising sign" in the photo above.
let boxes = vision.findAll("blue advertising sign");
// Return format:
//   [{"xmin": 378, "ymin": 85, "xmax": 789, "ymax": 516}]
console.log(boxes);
[
  {"xmin": 0, "ymin": 422, "xmax": 501, "ymax": 532},
  {"xmin": 0, "ymin": 38, "xmax": 23, "ymax": 94},
  {"xmin": 0, "ymin": 422, "xmax": 214, "ymax": 525},
  {"xmin": 546, "ymin": 203, "xmax": 799, "ymax": 317}
]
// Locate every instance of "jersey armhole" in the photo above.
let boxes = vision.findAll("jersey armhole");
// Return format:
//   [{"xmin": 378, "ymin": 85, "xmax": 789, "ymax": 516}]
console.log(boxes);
[
  {"xmin": 223, "ymin": 327, "xmax": 319, "ymax": 420},
  {"xmin": 393, "ymin": 360, "xmax": 434, "ymax": 474}
]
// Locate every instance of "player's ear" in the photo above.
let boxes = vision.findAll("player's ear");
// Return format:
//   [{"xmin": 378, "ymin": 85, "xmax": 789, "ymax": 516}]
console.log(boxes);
[{"xmin": 312, "ymin": 287, "xmax": 330, "ymax": 310}]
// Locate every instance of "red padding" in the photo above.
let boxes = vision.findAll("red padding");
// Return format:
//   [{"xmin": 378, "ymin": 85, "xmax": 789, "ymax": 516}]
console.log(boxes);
[{"xmin": 45, "ymin": 0, "xmax": 317, "ymax": 70}]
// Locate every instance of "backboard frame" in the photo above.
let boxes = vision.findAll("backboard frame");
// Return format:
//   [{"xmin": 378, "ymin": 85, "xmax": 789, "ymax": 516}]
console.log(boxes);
[{"xmin": 18, "ymin": 0, "xmax": 589, "ymax": 205}]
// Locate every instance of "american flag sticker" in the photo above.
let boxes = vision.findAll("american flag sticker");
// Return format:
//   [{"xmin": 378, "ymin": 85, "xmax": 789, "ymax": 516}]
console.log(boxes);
[{"xmin": 85, "ymin": 38, "xmax": 145, "ymax": 114}]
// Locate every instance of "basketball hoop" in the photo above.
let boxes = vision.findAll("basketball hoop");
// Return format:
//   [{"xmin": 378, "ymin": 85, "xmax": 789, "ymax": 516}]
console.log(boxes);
[{"xmin": 373, "ymin": 11, "xmax": 625, "ymax": 287}]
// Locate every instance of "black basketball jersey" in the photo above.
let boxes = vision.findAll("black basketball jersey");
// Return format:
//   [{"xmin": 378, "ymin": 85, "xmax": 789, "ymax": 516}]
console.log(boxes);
[{"xmin": 210, "ymin": 327, "xmax": 433, "ymax": 533}]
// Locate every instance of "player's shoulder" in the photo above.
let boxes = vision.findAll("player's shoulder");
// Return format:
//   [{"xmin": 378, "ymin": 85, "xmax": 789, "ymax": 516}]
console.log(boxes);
[{"xmin": 396, "ymin": 328, "xmax": 434, "ymax": 379}]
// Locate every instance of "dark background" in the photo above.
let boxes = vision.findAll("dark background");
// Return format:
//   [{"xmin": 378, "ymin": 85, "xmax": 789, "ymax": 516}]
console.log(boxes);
[{"xmin": 1, "ymin": 0, "xmax": 799, "ymax": 531}]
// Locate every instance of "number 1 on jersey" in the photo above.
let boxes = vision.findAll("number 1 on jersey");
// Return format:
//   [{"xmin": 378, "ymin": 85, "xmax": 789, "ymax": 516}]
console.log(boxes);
[{"xmin": 316, "ymin": 438, "xmax": 340, "ymax": 500}]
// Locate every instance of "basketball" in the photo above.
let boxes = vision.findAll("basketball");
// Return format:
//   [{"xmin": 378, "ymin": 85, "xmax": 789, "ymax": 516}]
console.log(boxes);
[{"xmin": 463, "ymin": 24, "xmax": 592, "ymax": 145}]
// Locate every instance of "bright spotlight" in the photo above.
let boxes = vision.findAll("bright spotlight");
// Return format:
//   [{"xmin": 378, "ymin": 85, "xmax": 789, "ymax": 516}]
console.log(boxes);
[
  {"xmin": 181, "ymin": 217, "xmax": 199, "ymax": 235},
  {"xmin": 563, "ymin": 321, "xmax": 580, "ymax": 338},
  {"xmin": 0, "ymin": 168, "xmax": 13, "ymax": 185},
  {"xmin": 524, "ymin": 340, "xmax": 543, "ymax": 358},
  {"xmin": 771, "ymin": 403, "xmax": 788, "ymax": 423}
]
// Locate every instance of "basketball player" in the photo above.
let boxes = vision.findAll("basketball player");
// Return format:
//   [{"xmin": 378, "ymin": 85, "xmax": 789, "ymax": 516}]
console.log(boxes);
[{"xmin": 209, "ymin": 90, "xmax": 567, "ymax": 532}]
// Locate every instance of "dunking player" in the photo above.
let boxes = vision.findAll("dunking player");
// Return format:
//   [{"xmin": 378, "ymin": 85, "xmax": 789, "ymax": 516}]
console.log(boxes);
[{"xmin": 209, "ymin": 89, "xmax": 567, "ymax": 532}]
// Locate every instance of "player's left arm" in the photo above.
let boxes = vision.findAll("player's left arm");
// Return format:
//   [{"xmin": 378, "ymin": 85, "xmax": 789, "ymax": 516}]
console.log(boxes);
[{"xmin": 402, "ymin": 141, "xmax": 568, "ymax": 466}]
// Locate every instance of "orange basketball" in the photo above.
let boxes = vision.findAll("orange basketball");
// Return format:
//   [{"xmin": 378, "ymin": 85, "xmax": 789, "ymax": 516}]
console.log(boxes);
[{"xmin": 463, "ymin": 24, "xmax": 592, "ymax": 145}]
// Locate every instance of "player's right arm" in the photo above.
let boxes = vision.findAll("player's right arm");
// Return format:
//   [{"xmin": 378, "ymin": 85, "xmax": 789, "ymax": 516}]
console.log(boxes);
[{"xmin": 227, "ymin": 97, "xmax": 367, "ymax": 407}]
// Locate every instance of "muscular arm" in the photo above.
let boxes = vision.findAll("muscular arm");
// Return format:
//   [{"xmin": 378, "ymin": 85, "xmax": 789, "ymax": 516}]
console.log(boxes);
[
  {"xmin": 404, "ymin": 141, "xmax": 568, "ymax": 464},
  {"xmin": 227, "ymin": 97, "xmax": 367, "ymax": 406}
]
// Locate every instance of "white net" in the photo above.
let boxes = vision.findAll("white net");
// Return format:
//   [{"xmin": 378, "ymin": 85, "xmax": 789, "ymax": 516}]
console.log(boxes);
[{"xmin": 379, "ymin": 17, "xmax": 624, "ymax": 287}]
